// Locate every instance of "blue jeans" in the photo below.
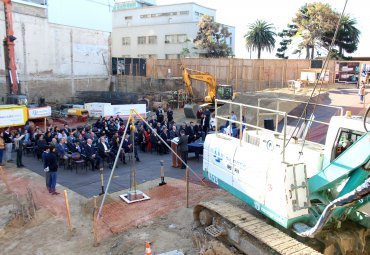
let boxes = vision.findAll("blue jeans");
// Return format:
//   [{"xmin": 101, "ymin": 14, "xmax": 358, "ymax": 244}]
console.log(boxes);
[
  {"xmin": 0, "ymin": 149, "xmax": 4, "ymax": 163},
  {"xmin": 49, "ymin": 172, "xmax": 57, "ymax": 190}
]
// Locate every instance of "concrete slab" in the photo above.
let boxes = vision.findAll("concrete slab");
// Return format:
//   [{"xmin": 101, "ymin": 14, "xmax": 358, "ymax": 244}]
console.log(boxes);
[{"xmin": 158, "ymin": 250, "xmax": 184, "ymax": 255}]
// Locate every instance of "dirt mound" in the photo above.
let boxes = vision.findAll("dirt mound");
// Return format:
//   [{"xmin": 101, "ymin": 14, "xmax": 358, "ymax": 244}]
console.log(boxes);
[{"xmin": 82, "ymin": 194, "xmax": 116, "ymax": 216}]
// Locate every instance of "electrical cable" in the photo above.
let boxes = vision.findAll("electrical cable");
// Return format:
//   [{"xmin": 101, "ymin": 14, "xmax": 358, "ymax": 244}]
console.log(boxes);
[
  {"xmin": 364, "ymin": 105, "xmax": 370, "ymax": 132},
  {"xmin": 284, "ymin": 0, "xmax": 349, "ymax": 155}
]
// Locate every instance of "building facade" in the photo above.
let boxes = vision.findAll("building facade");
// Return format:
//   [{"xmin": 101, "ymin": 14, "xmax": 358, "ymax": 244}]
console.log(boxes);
[
  {"xmin": 112, "ymin": 1, "xmax": 235, "ymax": 59},
  {"xmin": 0, "ymin": 0, "xmax": 114, "ymax": 103}
]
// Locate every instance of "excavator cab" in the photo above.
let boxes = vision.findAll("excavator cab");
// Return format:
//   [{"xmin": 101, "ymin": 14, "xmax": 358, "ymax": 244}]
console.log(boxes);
[
  {"xmin": 6, "ymin": 94, "xmax": 28, "ymax": 105},
  {"xmin": 216, "ymin": 84, "xmax": 233, "ymax": 100}
]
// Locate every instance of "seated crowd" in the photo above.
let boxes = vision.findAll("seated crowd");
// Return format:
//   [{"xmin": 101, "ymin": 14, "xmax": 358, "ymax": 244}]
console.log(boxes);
[{"xmin": 3, "ymin": 106, "xmax": 212, "ymax": 172}]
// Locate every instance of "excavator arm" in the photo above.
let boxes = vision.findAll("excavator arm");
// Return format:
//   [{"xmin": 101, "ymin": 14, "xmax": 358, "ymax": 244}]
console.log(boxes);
[
  {"xmin": 3, "ymin": 0, "xmax": 19, "ymax": 95},
  {"xmin": 182, "ymin": 66, "xmax": 217, "ymax": 103}
]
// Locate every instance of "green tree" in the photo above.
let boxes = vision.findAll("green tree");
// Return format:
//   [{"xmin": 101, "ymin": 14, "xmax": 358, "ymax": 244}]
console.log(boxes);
[
  {"xmin": 322, "ymin": 15, "xmax": 360, "ymax": 59},
  {"xmin": 276, "ymin": 24, "xmax": 297, "ymax": 59},
  {"xmin": 193, "ymin": 15, "xmax": 233, "ymax": 58},
  {"xmin": 244, "ymin": 20, "xmax": 276, "ymax": 59},
  {"xmin": 293, "ymin": 2, "xmax": 338, "ymax": 59}
]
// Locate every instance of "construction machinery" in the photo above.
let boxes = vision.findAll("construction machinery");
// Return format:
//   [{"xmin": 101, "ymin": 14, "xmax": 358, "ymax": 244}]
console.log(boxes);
[
  {"xmin": 3, "ymin": 0, "xmax": 21, "ymax": 99},
  {"xmin": 195, "ymin": 98, "xmax": 370, "ymax": 254},
  {"xmin": 2, "ymin": 0, "xmax": 51, "ymax": 124},
  {"xmin": 181, "ymin": 66, "xmax": 234, "ymax": 118}
]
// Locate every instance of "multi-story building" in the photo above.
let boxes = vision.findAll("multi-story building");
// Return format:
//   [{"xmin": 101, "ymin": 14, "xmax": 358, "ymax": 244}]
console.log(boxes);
[
  {"xmin": 0, "ymin": 0, "xmax": 113, "ymax": 102},
  {"xmin": 112, "ymin": 1, "xmax": 235, "ymax": 59}
]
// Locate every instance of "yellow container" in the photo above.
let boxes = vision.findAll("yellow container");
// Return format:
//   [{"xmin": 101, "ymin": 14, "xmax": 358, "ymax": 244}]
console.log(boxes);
[
  {"xmin": 0, "ymin": 104, "xmax": 28, "ymax": 128},
  {"xmin": 67, "ymin": 108, "xmax": 89, "ymax": 117}
]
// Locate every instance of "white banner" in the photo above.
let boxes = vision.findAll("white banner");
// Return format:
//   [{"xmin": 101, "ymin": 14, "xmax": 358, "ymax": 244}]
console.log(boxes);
[
  {"xmin": 0, "ymin": 108, "xmax": 26, "ymax": 127},
  {"xmin": 28, "ymin": 106, "xmax": 52, "ymax": 119},
  {"xmin": 108, "ymin": 104, "xmax": 147, "ymax": 119}
]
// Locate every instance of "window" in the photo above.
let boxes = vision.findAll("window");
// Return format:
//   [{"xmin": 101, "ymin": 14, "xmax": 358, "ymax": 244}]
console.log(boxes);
[
  {"xmin": 124, "ymin": 16, "xmax": 132, "ymax": 20},
  {"xmin": 331, "ymin": 128, "xmax": 364, "ymax": 161},
  {"xmin": 177, "ymin": 34, "xmax": 187, "ymax": 43},
  {"xmin": 138, "ymin": 36, "xmax": 146, "ymax": 45},
  {"xmin": 138, "ymin": 54, "xmax": 157, "ymax": 59},
  {"xmin": 165, "ymin": 34, "xmax": 187, "ymax": 44},
  {"xmin": 148, "ymin": 36, "xmax": 157, "ymax": 44},
  {"xmin": 122, "ymin": 37, "xmax": 130, "ymax": 46},
  {"xmin": 140, "ymin": 11, "xmax": 189, "ymax": 19},
  {"xmin": 165, "ymin": 54, "xmax": 180, "ymax": 59}
]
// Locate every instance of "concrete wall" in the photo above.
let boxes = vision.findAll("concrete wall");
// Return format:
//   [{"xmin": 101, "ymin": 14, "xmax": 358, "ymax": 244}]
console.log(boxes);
[{"xmin": 0, "ymin": 1, "xmax": 111, "ymax": 104}]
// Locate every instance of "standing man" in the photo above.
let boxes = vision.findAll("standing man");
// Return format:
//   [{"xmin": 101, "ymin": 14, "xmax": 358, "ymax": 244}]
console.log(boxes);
[
  {"xmin": 42, "ymin": 146, "xmax": 51, "ymax": 191},
  {"xmin": 14, "ymin": 132, "xmax": 25, "ymax": 168},
  {"xmin": 45, "ymin": 146, "xmax": 59, "ymax": 195},
  {"xmin": 167, "ymin": 107, "xmax": 173, "ymax": 123},
  {"xmin": 359, "ymin": 81, "xmax": 366, "ymax": 104},
  {"xmin": 177, "ymin": 130, "xmax": 188, "ymax": 169},
  {"xmin": 3, "ymin": 127, "xmax": 13, "ymax": 163},
  {"xmin": 203, "ymin": 108, "xmax": 211, "ymax": 134},
  {"xmin": 157, "ymin": 105, "xmax": 164, "ymax": 124}
]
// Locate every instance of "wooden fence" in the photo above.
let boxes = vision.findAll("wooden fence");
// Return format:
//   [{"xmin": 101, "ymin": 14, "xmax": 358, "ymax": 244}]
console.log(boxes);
[{"xmin": 146, "ymin": 58, "xmax": 337, "ymax": 93}]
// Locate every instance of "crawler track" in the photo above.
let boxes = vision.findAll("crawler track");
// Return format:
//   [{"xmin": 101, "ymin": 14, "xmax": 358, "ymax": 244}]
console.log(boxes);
[{"xmin": 194, "ymin": 200, "xmax": 322, "ymax": 255}]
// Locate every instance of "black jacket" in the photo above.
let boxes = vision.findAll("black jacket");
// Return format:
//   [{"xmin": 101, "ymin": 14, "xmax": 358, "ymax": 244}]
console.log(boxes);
[
  {"xmin": 177, "ymin": 135, "xmax": 188, "ymax": 152},
  {"xmin": 84, "ymin": 144, "xmax": 96, "ymax": 158},
  {"xmin": 45, "ymin": 152, "xmax": 58, "ymax": 172},
  {"xmin": 3, "ymin": 131, "xmax": 12, "ymax": 143},
  {"xmin": 97, "ymin": 142, "xmax": 110, "ymax": 158}
]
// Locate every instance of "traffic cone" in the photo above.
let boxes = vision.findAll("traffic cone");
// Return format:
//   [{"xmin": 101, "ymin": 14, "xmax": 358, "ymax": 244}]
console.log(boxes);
[{"xmin": 145, "ymin": 242, "xmax": 152, "ymax": 255}]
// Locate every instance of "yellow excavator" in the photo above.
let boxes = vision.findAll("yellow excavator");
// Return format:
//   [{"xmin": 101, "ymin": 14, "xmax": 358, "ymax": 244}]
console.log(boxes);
[{"xmin": 182, "ymin": 66, "xmax": 234, "ymax": 118}]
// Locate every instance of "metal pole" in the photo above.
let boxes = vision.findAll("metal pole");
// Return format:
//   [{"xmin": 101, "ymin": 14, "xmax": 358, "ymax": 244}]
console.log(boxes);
[
  {"xmin": 99, "ymin": 168, "xmax": 105, "ymax": 195},
  {"xmin": 97, "ymin": 111, "xmax": 132, "ymax": 219},
  {"xmin": 275, "ymin": 100, "xmax": 280, "ymax": 132},
  {"xmin": 283, "ymin": 113, "xmax": 287, "ymax": 162},
  {"xmin": 159, "ymin": 160, "xmax": 166, "ymax": 186},
  {"xmin": 186, "ymin": 167, "xmax": 189, "ymax": 208},
  {"xmin": 239, "ymin": 104, "xmax": 243, "ymax": 144}
]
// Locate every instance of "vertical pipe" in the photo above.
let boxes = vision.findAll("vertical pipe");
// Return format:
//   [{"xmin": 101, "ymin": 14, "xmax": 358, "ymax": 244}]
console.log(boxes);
[
  {"xmin": 186, "ymin": 167, "xmax": 189, "ymax": 208},
  {"xmin": 215, "ymin": 100, "xmax": 218, "ymax": 135},
  {"xmin": 283, "ymin": 113, "xmax": 287, "ymax": 162},
  {"xmin": 256, "ymin": 98, "xmax": 261, "ymax": 132},
  {"xmin": 239, "ymin": 104, "xmax": 243, "ymax": 144},
  {"xmin": 275, "ymin": 100, "xmax": 280, "ymax": 132},
  {"xmin": 63, "ymin": 190, "xmax": 73, "ymax": 232}
]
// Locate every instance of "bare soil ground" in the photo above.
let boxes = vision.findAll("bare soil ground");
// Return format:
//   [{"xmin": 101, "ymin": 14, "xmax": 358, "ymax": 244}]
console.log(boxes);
[{"xmin": 0, "ymin": 164, "xmax": 242, "ymax": 255}]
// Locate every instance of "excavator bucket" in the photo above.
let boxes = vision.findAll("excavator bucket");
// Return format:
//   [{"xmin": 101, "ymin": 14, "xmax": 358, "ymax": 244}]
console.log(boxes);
[{"xmin": 184, "ymin": 103, "xmax": 199, "ymax": 119}]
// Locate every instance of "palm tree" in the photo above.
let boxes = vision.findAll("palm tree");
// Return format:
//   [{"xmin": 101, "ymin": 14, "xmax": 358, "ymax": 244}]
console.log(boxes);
[{"xmin": 244, "ymin": 20, "xmax": 276, "ymax": 59}]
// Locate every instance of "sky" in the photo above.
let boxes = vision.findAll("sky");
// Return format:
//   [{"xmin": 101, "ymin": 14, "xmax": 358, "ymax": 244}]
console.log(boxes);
[{"xmin": 156, "ymin": 0, "xmax": 369, "ymax": 59}]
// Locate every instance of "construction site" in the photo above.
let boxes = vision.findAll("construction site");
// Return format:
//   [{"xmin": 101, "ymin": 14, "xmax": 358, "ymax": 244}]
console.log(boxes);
[{"xmin": 1, "ymin": 1, "xmax": 370, "ymax": 255}]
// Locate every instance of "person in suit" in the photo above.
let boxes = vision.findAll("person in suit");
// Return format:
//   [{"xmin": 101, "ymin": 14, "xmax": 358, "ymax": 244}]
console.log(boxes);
[
  {"xmin": 44, "ymin": 146, "xmax": 59, "ymax": 195},
  {"xmin": 122, "ymin": 134, "xmax": 140, "ymax": 162},
  {"xmin": 84, "ymin": 138, "xmax": 100, "ymax": 170},
  {"xmin": 159, "ymin": 127, "xmax": 170, "ymax": 154},
  {"xmin": 186, "ymin": 121, "xmax": 196, "ymax": 143},
  {"xmin": 97, "ymin": 136, "xmax": 114, "ymax": 168},
  {"xmin": 177, "ymin": 130, "xmax": 188, "ymax": 169}
]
